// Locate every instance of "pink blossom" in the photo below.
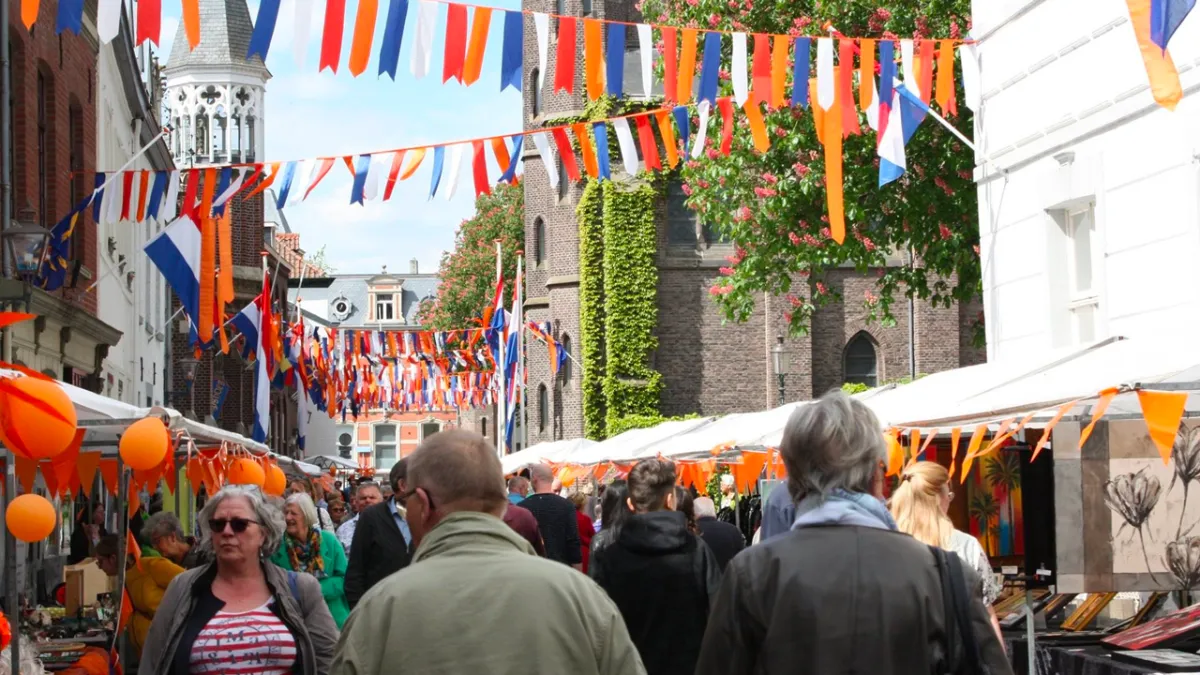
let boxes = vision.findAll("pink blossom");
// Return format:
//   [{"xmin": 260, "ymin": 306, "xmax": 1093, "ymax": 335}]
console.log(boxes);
[
  {"xmin": 815, "ymin": 282, "xmax": 828, "ymax": 295},
  {"xmin": 774, "ymin": 126, "xmax": 788, "ymax": 137},
  {"xmin": 950, "ymin": 18, "xmax": 961, "ymax": 40},
  {"xmin": 914, "ymin": 16, "xmax": 930, "ymax": 38},
  {"xmin": 868, "ymin": 8, "xmax": 891, "ymax": 33},
  {"xmin": 973, "ymin": 245, "xmax": 981, "ymax": 255},
  {"xmin": 686, "ymin": 0, "xmax": 697, "ymax": 7},
  {"xmin": 793, "ymin": 16, "xmax": 812, "ymax": 29},
  {"xmin": 708, "ymin": 13, "xmax": 720, "ymax": 27},
  {"xmin": 861, "ymin": 237, "xmax": 876, "ymax": 252},
  {"xmin": 708, "ymin": 285, "xmax": 722, "ymax": 295},
  {"xmin": 718, "ymin": 68, "xmax": 730, "ymax": 81},
  {"xmin": 681, "ymin": 183, "xmax": 693, "ymax": 196},
  {"xmin": 820, "ymin": 226, "xmax": 831, "ymax": 238},
  {"xmin": 717, "ymin": 176, "xmax": 726, "ymax": 186},
  {"xmin": 802, "ymin": 234, "xmax": 820, "ymax": 247},
  {"xmin": 787, "ymin": 294, "xmax": 802, "ymax": 307},
  {"xmin": 753, "ymin": 187, "xmax": 777, "ymax": 198},
  {"xmin": 783, "ymin": 311, "xmax": 793, "ymax": 323},
  {"xmin": 719, "ymin": 266, "xmax": 735, "ymax": 276},
  {"xmin": 727, "ymin": 0, "xmax": 738, "ymax": 8},
  {"xmin": 792, "ymin": 162, "xmax": 810, "ymax": 178},
  {"xmin": 706, "ymin": 148, "xmax": 720, "ymax": 160},
  {"xmin": 686, "ymin": 160, "xmax": 700, "ymax": 170},
  {"xmin": 697, "ymin": 179, "xmax": 710, "ymax": 189},
  {"xmin": 762, "ymin": 172, "xmax": 778, "ymax": 184},
  {"xmin": 957, "ymin": 170, "xmax": 972, "ymax": 180},
  {"xmin": 939, "ymin": 224, "xmax": 952, "ymax": 240},
  {"xmin": 788, "ymin": 231, "xmax": 801, "ymax": 245}
]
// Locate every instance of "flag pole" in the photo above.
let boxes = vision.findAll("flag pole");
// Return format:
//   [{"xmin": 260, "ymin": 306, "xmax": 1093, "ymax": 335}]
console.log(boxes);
[
  {"xmin": 515, "ymin": 254, "xmax": 525, "ymax": 452},
  {"xmin": 495, "ymin": 240, "xmax": 506, "ymax": 457}
]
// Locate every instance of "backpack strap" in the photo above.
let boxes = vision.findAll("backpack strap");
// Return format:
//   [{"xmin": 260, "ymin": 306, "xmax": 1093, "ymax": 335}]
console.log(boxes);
[
  {"xmin": 286, "ymin": 571, "xmax": 303, "ymax": 611},
  {"xmin": 932, "ymin": 547, "xmax": 960, "ymax": 674},
  {"xmin": 945, "ymin": 551, "xmax": 983, "ymax": 675}
]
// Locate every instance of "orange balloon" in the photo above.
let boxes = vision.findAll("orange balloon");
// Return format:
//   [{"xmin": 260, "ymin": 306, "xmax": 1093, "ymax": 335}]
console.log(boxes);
[
  {"xmin": 227, "ymin": 457, "xmax": 266, "ymax": 487},
  {"xmin": 119, "ymin": 417, "xmax": 170, "ymax": 471},
  {"xmin": 6, "ymin": 493, "xmax": 57, "ymax": 543},
  {"xmin": 263, "ymin": 463, "xmax": 286, "ymax": 496},
  {"xmin": 0, "ymin": 377, "xmax": 76, "ymax": 460}
]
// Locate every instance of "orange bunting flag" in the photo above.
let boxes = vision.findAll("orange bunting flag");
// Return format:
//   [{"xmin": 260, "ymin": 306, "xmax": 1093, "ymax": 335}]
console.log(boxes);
[
  {"xmin": 976, "ymin": 418, "xmax": 1015, "ymax": 460},
  {"xmin": 693, "ymin": 459, "xmax": 717, "ymax": 488},
  {"xmin": 1125, "ymin": 0, "xmax": 1182, "ymax": 110},
  {"xmin": 1080, "ymin": 387, "xmax": 1119, "ymax": 451},
  {"xmin": 41, "ymin": 461, "xmax": 60, "ymax": 497},
  {"xmin": 572, "ymin": 123, "xmax": 600, "ymax": 179},
  {"xmin": 583, "ymin": 19, "xmax": 605, "ymax": 101},
  {"xmin": 910, "ymin": 430, "xmax": 938, "ymax": 468},
  {"xmin": 677, "ymin": 29, "xmax": 698, "ymax": 103},
  {"xmin": 934, "ymin": 40, "xmax": 957, "ymax": 116},
  {"xmin": 399, "ymin": 149, "xmax": 426, "ymax": 180},
  {"xmin": 198, "ymin": 215, "xmax": 216, "ymax": 345},
  {"xmin": 182, "ymin": 0, "xmax": 200, "ymax": 48},
  {"xmin": 1031, "ymin": 401, "xmax": 1076, "ymax": 463},
  {"xmin": 13, "ymin": 455, "xmax": 36, "ymax": 495},
  {"xmin": 823, "ymin": 79, "xmax": 845, "ymax": 243},
  {"xmin": 771, "ymin": 35, "xmax": 789, "ymax": 109},
  {"xmin": 348, "ymin": 0, "xmax": 380, "ymax": 76},
  {"xmin": 743, "ymin": 100, "xmax": 771, "ymax": 153},
  {"xmin": 77, "ymin": 451, "xmax": 101, "ymax": 494},
  {"xmin": 128, "ymin": 490, "xmax": 141, "ymax": 519},
  {"xmin": 51, "ymin": 430, "xmax": 85, "ymax": 497},
  {"xmin": 885, "ymin": 432, "xmax": 903, "ymax": 476},
  {"xmin": 20, "ymin": 0, "xmax": 38, "ymax": 29},
  {"xmin": 127, "ymin": 531, "xmax": 143, "ymax": 571},
  {"xmin": 0, "ymin": 313, "xmax": 34, "ymax": 329},
  {"xmin": 243, "ymin": 162, "xmax": 281, "ymax": 200},
  {"xmin": 736, "ymin": 451, "xmax": 770, "ymax": 492},
  {"xmin": 655, "ymin": 111, "xmax": 680, "ymax": 169},
  {"xmin": 462, "ymin": 7, "xmax": 493, "ymax": 85},
  {"xmin": 859, "ymin": 39, "xmax": 876, "ymax": 111},
  {"xmin": 959, "ymin": 425, "xmax": 988, "ymax": 484},
  {"xmin": 592, "ymin": 463, "xmax": 610, "ymax": 481},
  {"xmin": 909, "ymin": 429, "xmax": 921, "ymax": 464},
  {"xmin": 99, "ymin": 459, "xmax": 119, "ymax": 496},
  {"xmin": 948, "ymin": 427, "xmax": 962, "ymax": 480},
  {"xmin": 1137, "ymin": 390, "xmax": 1189, "ymax": 465}
]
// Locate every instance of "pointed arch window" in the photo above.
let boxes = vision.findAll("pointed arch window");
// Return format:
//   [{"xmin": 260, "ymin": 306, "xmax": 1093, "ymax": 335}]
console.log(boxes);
[
  {"xmin": 538, "ymin": 384, "xmax": 549, "ymax": 432},
  {"xmin": 844, "ymin": 333, "xmax": 878, "ymax": 387},
  {"xmin": 534, "ymin": 217, "xmax": 546, "ymax": 266}
]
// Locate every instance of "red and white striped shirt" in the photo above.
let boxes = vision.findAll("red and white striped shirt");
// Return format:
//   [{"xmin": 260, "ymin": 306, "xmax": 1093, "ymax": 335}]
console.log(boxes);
[{"xmin": 189, "ymin": 601, "xmax": 297, "ymax": 675}]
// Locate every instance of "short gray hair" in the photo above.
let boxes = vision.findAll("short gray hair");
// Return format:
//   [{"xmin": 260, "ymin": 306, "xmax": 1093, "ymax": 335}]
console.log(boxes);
[
  {"xmin": 143, "ymin": 511, "xmax": 185, "ymax": 543},
  {"xmin": 355, "ymin": 482, "xmax": 382, "ymax": 498},
  {"xmin": 284, "ymin": 492, "xmax": 320, "ymax": 531},
  {"xmin": 198, "ymin": 485, "xmax": 286, "ymax": 558},
  {"xmin": 780, "ymin": 390, "xmax": 885, "ymax": 501},
  {"xmin": 693, "ymin": 496, "xmax": 717, "ymax": 519}
]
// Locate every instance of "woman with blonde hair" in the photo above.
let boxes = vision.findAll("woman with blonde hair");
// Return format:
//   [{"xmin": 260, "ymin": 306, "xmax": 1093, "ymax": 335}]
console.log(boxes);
[{"xmin": 891, "ymin": 461, "xmax": 1004, "ymax": 640}]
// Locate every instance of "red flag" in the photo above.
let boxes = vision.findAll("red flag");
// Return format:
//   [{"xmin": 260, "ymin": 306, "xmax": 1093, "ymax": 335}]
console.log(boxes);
[
  {"xmin": 550, "ymin": 128, "xmax": 581, "ymax": 182},
  {"xmin": 319, "ymin": 0, "xmax": 346, "ymax": 72},
  {"xmin": 443, "ymin": 4, "xmax": 468, "ymax": 83},
  {"xmin": 717, "ymin": 98, "xmax": 734, "ymax": 156},
  {"xmin": 751, "ymin": 33, "xmax": 771, "ymax": 105},
  {"xmin": 470, "ymin": 140, "xmax": 491, "ymax": 197},
  {"xmin": 662, "ymin": 27, "xmax": 678, "ymax": 105},
  {"xmin": 633, "ymin": 115, "xmax": 661, "ymax": 171},
  {"xmin": 120, "ymin": 172, "xmax": 134, "ymax": 220},
  {"xmin": 136, "ymin": 0, "xmax": 161, "ymax": 45},
  {"xmin": 554, "ymin": 18, "xmax": 577, "ymax": 93}
]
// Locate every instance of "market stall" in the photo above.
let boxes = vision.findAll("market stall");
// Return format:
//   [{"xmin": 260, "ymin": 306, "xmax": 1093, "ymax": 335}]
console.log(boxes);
[{"xmin": 500, "ymin": 438, "xmax": 597, "ymax": 475}]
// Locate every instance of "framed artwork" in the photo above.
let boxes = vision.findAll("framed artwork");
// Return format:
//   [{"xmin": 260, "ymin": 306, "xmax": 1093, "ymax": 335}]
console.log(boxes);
[
  {"xmin": 965, "ymin": 448, "xmax": 1024, "ymax": 557},
  {"xmin": 1129, "ymin": 592, "xmax": 1170, "ymax": 628},
  {"xmin": 1041, "ymin": 593, "xmax": 1079, "ymax": 621},
  {"xmin": 1111, "ymin": 649, "xmax": 1200, "ymax": 672},
  {"xmin": 1061, "ymin": 592, "xmax": 1116, "ymax": 631},
  {"xmin": 997, "ymin": 590, "xmax": 1052, "ymax": 628},
  {"xmin": 992, "ymin": 589, "xmax": 1028, "ymax": 615},
  {"xmin": 1102, "ymin": 603, "xmax": 1200, "ymax": 651}
]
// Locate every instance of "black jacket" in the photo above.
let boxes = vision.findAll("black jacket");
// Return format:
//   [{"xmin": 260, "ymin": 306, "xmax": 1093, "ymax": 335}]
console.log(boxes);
[
  {"xmin": 590, "ymin": 510, "xmax": 721, "ymax": 675},
  {"xmin": 696, "ymin": 516, "xmax": 745, "ymax": 572},
  {"xmin": 345, "ymin": 500, "xmax": 411, "ymax": 608},
  {"xmin": 695, "ymin": 525, "xmax": 1014, "ymax": 675}
]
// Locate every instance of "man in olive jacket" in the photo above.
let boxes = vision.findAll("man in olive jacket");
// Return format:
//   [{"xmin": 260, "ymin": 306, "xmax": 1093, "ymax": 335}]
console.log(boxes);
[{"xmin": 332, "ymin": 431, "xmax": 645, "ymax": 675}]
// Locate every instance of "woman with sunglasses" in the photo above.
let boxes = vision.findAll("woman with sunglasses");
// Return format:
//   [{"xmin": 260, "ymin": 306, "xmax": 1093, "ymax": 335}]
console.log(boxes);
[
  {"xmin": 138, "ymin": 484, "xmax": 338, "ymax": 675},
  {"xmin": 270, "ymin": 493, "xmax": 350, "ymax": 629}
]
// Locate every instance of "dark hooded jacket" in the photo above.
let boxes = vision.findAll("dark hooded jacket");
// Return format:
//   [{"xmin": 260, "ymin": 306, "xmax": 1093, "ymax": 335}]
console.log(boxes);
[{"xmin": 589, "ymin": 510, "xmax": 721, "ymax": 675}]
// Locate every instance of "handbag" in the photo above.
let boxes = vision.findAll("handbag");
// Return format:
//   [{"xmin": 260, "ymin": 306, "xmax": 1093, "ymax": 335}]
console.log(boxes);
[{"xmin": 931, "ymin": 546, "xmax": 984, "ymax": 675}]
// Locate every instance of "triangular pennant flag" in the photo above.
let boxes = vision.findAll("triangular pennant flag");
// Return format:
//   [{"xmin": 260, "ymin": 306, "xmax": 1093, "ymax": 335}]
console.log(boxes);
[
  {"xmin": 99, "ymin": 458, "xmax": 119, "ymax": 495},
  {"xmin": 51, "ymin": 429, "xmax": 85, "ymax": 497},
  {"xmin": 1031, "ymin": 401, "xmax": 1076, "ymax": 462},
  {"xmin": 41, "ymin": 460, "xmax": 60, "ymax": 497},
  {"xmin": 1138, "ymin": 390, "xmax": 1188, "ymax": 464},
  {"xmin": 14, "ymin": 455, "xmax": 36, "ymax": 495},
  {"xmin": 958, "ymin": 424, "xmax": 988, "ymax": 484},
  {"xmin": 77, "ymin": 451, "xmax": 101, "ymax": 494},
  {"xmin": 1079, "ymin": 387, "xmax": 1119, "ymax": 451},
  {"xmin": 948, "ymin": 427, "xmax": 962, "ymax": 481}
]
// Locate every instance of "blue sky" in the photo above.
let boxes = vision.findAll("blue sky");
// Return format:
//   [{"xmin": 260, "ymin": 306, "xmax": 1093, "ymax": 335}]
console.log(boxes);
[{"xmin": 157, "ymin": 0, "xmax": 523, "ymax": 275}]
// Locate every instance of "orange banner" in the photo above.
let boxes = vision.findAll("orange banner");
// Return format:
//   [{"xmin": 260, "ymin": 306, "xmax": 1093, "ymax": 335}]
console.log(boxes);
[
  {"xmin": 743, "ymin": 100, "xmax": 771, "ymax": 154},
  {"xmin": 461, "ymin": 7, "xmax": 492, "ymax": 85},
  {"xmin": 677, "ymin": 29, "xmax": 698, "ymax": 104},
  {"xmin": 583, "ymin": 19, "xmax": 604, "ymax": 101},
  {"xmin": 1079, "ymin": 387, "xmax": 1119, "ymax": 451},
  {"xmin": 1138, "ymin": 390, "xmax": 1188, "ymax": 464}
]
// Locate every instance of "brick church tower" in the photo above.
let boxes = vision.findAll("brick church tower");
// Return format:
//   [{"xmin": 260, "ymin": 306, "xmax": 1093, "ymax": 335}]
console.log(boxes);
[{"xmin": 161, "ymin": 0, "xmax": 296, "ymax": 454}]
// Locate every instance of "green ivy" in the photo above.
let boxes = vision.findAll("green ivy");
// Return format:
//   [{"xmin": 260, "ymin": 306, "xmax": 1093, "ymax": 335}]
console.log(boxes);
[
  {"xmin": 578, "ymin": 180, "xmax": 607, "ymax": 440},
  {"xmin": 840, "ymin": 382, "xmax": 871, "ymax": 395},
  {"xmin": 607, "ymin": 413, "xmax": 700, "ymax": 438}
]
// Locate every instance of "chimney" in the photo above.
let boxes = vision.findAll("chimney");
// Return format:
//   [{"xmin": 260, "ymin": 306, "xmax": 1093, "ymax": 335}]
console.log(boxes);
[{"xmin": 410, "ymin": 258, "xmax": 419, "ymax": 274}]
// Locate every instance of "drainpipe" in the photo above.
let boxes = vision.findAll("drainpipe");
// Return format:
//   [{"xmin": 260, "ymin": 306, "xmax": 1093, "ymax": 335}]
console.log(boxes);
[{"xmin": 908, "ymin": 248, "xmax": 917, "ymax": 380}]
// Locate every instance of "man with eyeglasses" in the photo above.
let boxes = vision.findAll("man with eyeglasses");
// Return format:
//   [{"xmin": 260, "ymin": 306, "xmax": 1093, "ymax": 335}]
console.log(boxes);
[
  {"xmin": 332, "ymin": 430, "xmax": 645, "ymax": 675},
  {"xmin": 344, "ymin": 459, "xmax": 413, "ymax": 608}
]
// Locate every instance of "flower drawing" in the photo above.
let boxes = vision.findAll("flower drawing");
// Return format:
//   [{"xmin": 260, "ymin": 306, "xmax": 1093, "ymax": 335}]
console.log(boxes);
[
  {"xmin": 1167, "ymin": 537, "xmax": 1200, "ymax": 590},
  {"xmin": 1106, "ymin": 469, "xmax": 1162, "ymax": 582},
  {"xmin": 1171, "ymin": 427, "xmax": 1200, "ymax": 539}
]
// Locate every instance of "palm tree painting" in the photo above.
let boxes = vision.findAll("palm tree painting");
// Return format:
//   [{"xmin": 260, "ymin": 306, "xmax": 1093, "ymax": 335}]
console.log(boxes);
[
  {"xmin": 984, "ymin": 452, "xmax": 1023, "ymax": 555},
  {"xmin": 969, "ymin": 491, "xmax": 999, "ymax": 554}
]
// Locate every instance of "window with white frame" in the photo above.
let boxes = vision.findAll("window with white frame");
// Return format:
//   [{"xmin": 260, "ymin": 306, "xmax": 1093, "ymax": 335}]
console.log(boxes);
[
  {"xmin": 374, "ymin": 295, "xmax": 396, "ymax": 322},
  {"xmin": 420, "ymin": 421, "xmax": 442, "ymax": 440},
  {"xmin": 1065, "ymin": 206, "xmax": 1099, "ymax": 344},
  {"xmin": 374, "ymin": 424, "xmax": 398, "ymax": 470}
]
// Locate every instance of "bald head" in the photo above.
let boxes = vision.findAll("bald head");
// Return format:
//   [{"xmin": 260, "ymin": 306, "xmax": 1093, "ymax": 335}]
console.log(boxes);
[
  {"xmin": 529, "ymin": 463, "xmax": 555, "ymax": 493},
  {"xmin": 408, "ymin": 430, "xmax": 507, "ymax": 516}
]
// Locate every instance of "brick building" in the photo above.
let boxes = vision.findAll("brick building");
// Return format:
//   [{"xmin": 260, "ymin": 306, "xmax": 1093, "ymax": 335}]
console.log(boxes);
[
  {"xmin": 160, "ymin": 0, "xmax": 296, "ymax": 454},
  {"xmin": 4, "ymin": 0, "xmax": 122, "ymax": 387},
  {"xmin": 509, "ymin": 0, "xmax": 984, "ymax": 446}
]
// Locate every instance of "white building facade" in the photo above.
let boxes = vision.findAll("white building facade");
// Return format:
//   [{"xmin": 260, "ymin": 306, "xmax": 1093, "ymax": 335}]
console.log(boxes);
[
  {"xmin": 973, "ymin": 0, "xmax": 1200, "ymax": 362},
  {"xmin": 95, "ymin": 11, "xmax": 174, "ymax": 406}
]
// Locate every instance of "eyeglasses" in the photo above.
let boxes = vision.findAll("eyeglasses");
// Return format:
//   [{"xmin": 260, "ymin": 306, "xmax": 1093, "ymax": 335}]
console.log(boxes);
[
  {"xmin": 400, "ymin": 486, "xmax": 436, "ymax": 512},
  {"xmin": 208, "ymin": 517, "xmax": 259, "ymax": 534}
]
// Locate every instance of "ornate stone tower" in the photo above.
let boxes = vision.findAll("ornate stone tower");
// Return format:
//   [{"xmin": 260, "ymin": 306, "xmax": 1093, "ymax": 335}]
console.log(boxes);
[{"xmin": 162, "ymin": 0, "xmax": 270, "ymax": 168}]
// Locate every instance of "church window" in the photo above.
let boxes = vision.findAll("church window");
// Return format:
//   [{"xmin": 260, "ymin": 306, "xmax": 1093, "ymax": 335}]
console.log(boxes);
[
  {"xmin": 534, "ymin": 217, "xmax": 546, "ymax": 267},
  {"xmin": 531, "ymin": 68, "xmax": 542, "ymax": 117},
  {"xmin": 666, "ymin": 180, "xmax": 726, "ymax": 247},
  {"xmin": 843, "ymin": 332, "xmax": 878, "ymax": 387}
]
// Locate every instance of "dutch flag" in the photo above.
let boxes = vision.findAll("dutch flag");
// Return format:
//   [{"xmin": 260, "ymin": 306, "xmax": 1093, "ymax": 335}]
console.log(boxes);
[
  {"xmin": 144, "ymin": 215, "xmax": 202, "ymax": 335},
  {"xmin": 229, "ymin": 278, "xmax": 271, "ymax": 443},
  {"xmin": 878, "ymin": 82, "xmax": 929, "ymax": 187}
]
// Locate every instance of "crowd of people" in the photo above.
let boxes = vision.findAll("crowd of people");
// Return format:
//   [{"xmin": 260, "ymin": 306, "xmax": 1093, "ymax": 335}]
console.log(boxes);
[{"xmin": 95, "ymin": 390, "xmax": 1013, "ymax": 675}]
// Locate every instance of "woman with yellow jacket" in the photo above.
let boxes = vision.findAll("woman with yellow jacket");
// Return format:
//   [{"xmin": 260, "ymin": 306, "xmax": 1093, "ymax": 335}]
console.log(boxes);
[{"xmin": 94, "ymin": 522, "xmax": 188, "ymax": 658}]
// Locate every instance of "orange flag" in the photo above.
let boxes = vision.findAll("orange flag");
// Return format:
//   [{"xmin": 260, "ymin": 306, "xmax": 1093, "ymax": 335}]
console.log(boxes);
[
  {"xmin": 583, "ymin": 19, "xmax": 604, "ymax": 101},
  {"xmin": 217, "ymin": 212, "xmax": 234, "ymax": 354},
  {"xmin": 182, "ymin": 0, "xmax": 200, "ymax": 48},
  {"xmin": 76, "ymin": 451, "xmax": 102, "ymax": 495},
  {"xmin": 0, "ymin": 312, "xmax": 34, "ymax": 329},
  {"xmin": 490, "ymin": 138, "xmax": 512, "ymax": 180},
  {"xmin": 462, "ymin": 7, "xmax": 493, "ymax": 85},
  {"xmin": 41, "ymin": 461, "xmax": 60, "ymax": 497},
  {"xmin": 400, "ymin": 149, "xmax": 426, "ymax": 180},
  {"xmin": 743, "ymin": 100, "xmax": 770, "ymax": 153},
  {"xmin": 1138, "ymin": 390, "xmax": 1188, "ymax": 464},
  {"xmin": 909, "ymin": 429, "xmax": 921, "ymax": 463},
  {"xmin": 655, "ymin": 111, "xmax": 680, "ymax": 169},
  {"xmin": 693, "ymin": 459, "xmax": 717, "ymax": 488},
  {"xmin": 948, "ymin": 427, "xmax": 962, "ymax": 480},
  {"xmin": 909, "ymin": 430, "xmax": 938, "ymax": 468},
  {"xmin": 572, "ymin": 123, "xmax": 600, "ymax": 179},
  {"xmin": 127, "ymin": 531, "xmax": 143, "ymax": 571},
  {"xmin": 1080, "ymin": 387, "xmax": 1119, "ymax": 451},
  {"xmin": 99, "ymin": 459, "xmax": 119, "ymax": 496},
  {"xmin": 735, "ymin": 451, "xmax": 770, "ymax": 492},
  {"xmin": 348, "ymin": 0, "xmax": 380, "ymax": 76},
  {"xmin": 934, "ymin": 40, "xmax": 957, "ymax": 116},
  {"xmin": 128, "ymin": 490, "xmax": 141, "ymax": 519},
  {"xmin": 885, "ymin": 432, "xmax": 903, "ymax": 476},
  {"xmin": 677, "ymin": 29, "xmax": 698, "ymax": 103},
  {"xmin": 20, "ymin": 0, "xmax": 38, "ymax": 29},
  {"xmin": 1032, "ymin": 401, "xmax": 1076, "ymax": 462},
  {"xmin": 859, "ymin": 39, "xmax": 876, "ymax": 111},
  {"xmin": 959, "ymin": 425, "xmax": 988, "ymax": 484},
  {"xmin": 771, "ymin": 36, "xmax": 789, "ymax": 109},
  {"xmin": 1125, "ymin": 0, "xmax": 1182, "ymax": 110},
  {"xmin": 822, "ymin": 80, "xmax": 845, "ymax": 243},
  {"xmin": 244, "ymin": 162, "xmax": 282, "ymax": 200},
  {"xmin": 198, "ymin": 215, "xmax": 216, "ymax": 344},
  {"xmin": 13, "ymin": 455, "xmax": 36, "ymax": 494},
  {"xmin": 119, "ymin": 589, "xmax": 134, "ymax": 635},
  {"xmin": 976, "ymin": 418, "xmax": 1015, "ymax": 460},
  {"xmin": 51, "ymin": 430, "xmax": 85, "ymax": 497}
]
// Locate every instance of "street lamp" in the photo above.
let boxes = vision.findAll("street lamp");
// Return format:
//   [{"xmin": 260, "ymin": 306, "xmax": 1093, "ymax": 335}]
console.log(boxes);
[
  {"xmin": 179, "ymin": 356, "xmax": 199, "ymax": 420},
  {"xmin": 771, "ymin": 335, "xmax": 789, "ymax": 404},
  {"xmin": 2, "ymin": 209, "xmax": 51, "ymax": 282}
]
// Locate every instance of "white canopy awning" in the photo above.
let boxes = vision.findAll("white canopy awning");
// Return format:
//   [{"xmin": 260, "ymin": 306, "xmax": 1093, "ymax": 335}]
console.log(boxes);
[
  {"xmin": 501, "ymin": 438, "xmax": 597, "ymax": 474},
  {"xmin": 308, "ymin": 455, "xmax": 361, "ymax": 471},
  {"xmin": 568, "ymin": 417, "xmax": 716, "ymax": 465}
]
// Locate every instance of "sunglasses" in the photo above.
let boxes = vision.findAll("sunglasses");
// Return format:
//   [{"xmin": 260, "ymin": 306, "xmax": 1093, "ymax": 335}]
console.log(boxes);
[{"xmin": 209, "ymin": 517, "xmax": 259, "ymax": 534}]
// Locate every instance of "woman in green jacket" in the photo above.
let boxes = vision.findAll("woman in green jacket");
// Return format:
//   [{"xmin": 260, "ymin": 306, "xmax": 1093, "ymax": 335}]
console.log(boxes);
[{"xmin": 271, "ymin": 491, "xmax": 350, "ymax": 628}]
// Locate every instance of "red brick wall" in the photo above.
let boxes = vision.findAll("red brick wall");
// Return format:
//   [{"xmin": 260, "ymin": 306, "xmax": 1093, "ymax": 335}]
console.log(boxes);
[{"xmin": 9, "ymin": 1, "xmax": 98, "ymax": 314}]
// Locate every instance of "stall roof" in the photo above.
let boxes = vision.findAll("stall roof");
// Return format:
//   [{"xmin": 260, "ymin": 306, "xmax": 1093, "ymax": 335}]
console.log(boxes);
[
  {"xmin": 569, "ymin": 417, "xmax": 717, "ymax": 465},
  {"xmin": 501, "ymin": 438, "xmax": 597, "ymax": 474},
  {"xmin": 308, "ymin": 455, "xmax": 361, "ymax": 471},
  {"xmin": 650, "ymin": 403, "xmax": 807, "ymax": 460}
]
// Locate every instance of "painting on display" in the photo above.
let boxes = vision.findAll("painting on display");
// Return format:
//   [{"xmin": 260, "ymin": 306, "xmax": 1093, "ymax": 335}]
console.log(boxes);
[{"xmin": 966, "ymin": 447, "xmax": 1025, "ymax": 557}]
